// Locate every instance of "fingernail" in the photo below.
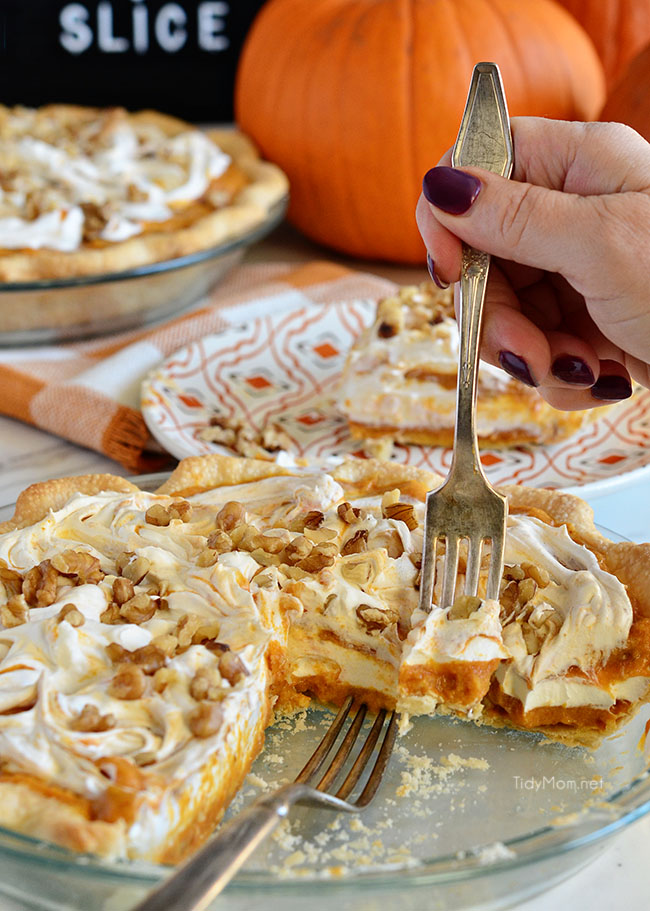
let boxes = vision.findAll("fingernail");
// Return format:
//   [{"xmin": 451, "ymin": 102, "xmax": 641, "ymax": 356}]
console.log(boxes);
[
  {"xmin": 427, "ymin": 253, "xmax": 450, "ymax": 290},
  {"xmin": 498, "ymin": 351, "xmax": 538, "ymax": 387},
  {"xmin": 551, "ymin": 355, "xmax": 595, "ymax": 386},
  {"xmin": 591, "ymin": 374, "xmax": 632, "ymax": 401},
  {"xmin": 422, "ymin": 166, "xmax": 482, "ymax": 215}
]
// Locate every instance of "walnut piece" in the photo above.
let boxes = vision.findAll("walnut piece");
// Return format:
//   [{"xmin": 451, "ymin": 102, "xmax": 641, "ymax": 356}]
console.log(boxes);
[
  {"xmin": 0, "ymin": 596, "xmax": 27, "ymax": 628},
  {"xmin": 109, "ymin": 664, "xmax": 146, "ymax": 700},
  {"xmin": 70, "ymin": 703, "xmax": 115, "ymax": 732},
  {"xmin": 119, "ymin": 592, "xmax": 155, "ymax": 624},
  {"xmin": 341, "ymin": 529, "xmax": 369, "ymax": 556},
  {"xmin": 206, "ymin": 529, "xmax": 232, "ymax": 553},
  {"xmin": 215, "ymin": 501, "xmax": 245, "ymax": 532},
  {"xmin": 447, "ymin": 594, "xmax": 482, "ymax": 620},
  {"xmin": 188, "ymin": 702, "xmax": 224, "ymax": 738},
  {"xmin": 189, "ymin": 667, "xmax": 223, "ymax": 701},
  {"xmin": 382, "ymin": 502, "xmax": 418, "ymax": 531},
  {"xmin": 50, "ymin": 549, "xmax": 104, "ymax": 584},
  {"xmin": 337, "ymin": 502, "xmax": 362, "ymax": 524},
  {"xmin": 356, "ymin": 603, "xmax": 397, "ymax": 632},
  {"xmin": 118, "ymin": 555, "xmax": 151, "ymax": 585},
  {"xmin": 22, "ymin": 560, "xmax": 59, "ymax": 607},
  {"xmin": 145, "ymin": 504, "xmax": 171, "ymax": 527},
  {"xmin": 218, "ymin": 650, "xmax": 248, "ymax": 684},
  {"xmin": 57, "ymin": 603, "xmax": 85, "ymax": 627}
]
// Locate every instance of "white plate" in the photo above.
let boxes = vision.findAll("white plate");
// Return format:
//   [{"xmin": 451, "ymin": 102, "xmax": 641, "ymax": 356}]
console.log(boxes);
[{"xmin": 141, "ymin": 301, "xmax": 650, "ymax": 494}]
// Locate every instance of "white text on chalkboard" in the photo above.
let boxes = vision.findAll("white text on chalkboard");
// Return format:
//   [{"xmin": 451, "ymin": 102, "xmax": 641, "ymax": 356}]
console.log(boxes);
[{"xmin": 59, "ymin": 1, "xmax": 231, "ymax": 54}]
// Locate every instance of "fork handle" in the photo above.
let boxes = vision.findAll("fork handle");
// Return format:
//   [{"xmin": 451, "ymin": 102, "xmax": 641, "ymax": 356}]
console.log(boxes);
[
  {"xmin": 452, "ymin": 244, "xmax": 490, "ymax": 476},
  {"xmin": 131, "ymin": 793, "xmax": 292, "ymax": 911}
]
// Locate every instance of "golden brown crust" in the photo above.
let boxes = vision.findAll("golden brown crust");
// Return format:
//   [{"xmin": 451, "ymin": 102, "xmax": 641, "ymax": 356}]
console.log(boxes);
[
  {"xmin": 0, "ymin": 474, "xmax": 139, "ymax": 533},
  {"xmin": 0, "ymin": 107, "xmax": 288, "ymax": 282}
]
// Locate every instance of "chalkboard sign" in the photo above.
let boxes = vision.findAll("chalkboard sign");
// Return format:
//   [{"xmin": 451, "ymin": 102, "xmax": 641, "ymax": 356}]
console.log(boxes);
[{"xmin": 0, "ymin": 1, "xmax": 267, "ymax": 123}]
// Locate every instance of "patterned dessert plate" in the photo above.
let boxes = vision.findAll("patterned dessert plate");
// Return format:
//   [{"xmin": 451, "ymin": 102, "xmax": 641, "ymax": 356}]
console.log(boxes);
[{"xmin": 141, "ymin": 301, "xmax": 650, "ymax": 496}]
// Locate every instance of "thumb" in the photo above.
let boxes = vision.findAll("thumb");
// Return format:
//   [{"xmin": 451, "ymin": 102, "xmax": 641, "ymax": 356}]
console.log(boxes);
[{"xmin": 421, "ymin": 166, "xmax": 589, "ymax": 274}]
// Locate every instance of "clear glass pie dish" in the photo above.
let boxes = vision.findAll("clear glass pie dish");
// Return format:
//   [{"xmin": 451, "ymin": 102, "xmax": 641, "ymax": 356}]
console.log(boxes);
[
  {"xmin": 0, "ymin": 476, "xmax": 647, "ymax": 911},
  {"xmin": 0, "ymin": 197, "xmax": 287, "ymax": 347}
]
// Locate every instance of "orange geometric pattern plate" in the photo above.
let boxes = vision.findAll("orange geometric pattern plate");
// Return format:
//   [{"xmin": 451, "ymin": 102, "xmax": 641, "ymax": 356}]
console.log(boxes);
[{"xmin": 141, "ymin": 301, "xmax": 650, "ymax": 495}]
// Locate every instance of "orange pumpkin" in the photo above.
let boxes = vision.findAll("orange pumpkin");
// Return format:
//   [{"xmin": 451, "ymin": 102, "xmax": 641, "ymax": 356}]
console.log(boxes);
[
  {"xmin": 556, "ymin": 0, "xmax": 650, "ymax": 87},
  {"xmin": 235, "ymin": 0, "xmax": 605, "ymax": 264},
  {"xmin": 600, "ymin": 42, "xmax": 650, "ymax": 141}
]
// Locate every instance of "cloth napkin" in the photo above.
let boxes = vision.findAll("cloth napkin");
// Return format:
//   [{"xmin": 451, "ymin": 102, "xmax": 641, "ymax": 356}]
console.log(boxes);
[{"xmin": 0, "ymin": 262, "xmax": 397, "ymax": 473}]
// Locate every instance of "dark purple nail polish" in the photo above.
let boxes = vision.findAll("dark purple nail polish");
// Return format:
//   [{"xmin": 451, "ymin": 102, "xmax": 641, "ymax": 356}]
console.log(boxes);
[
  {"xmin": 422, "ymin": 166, "xmax": 482, "ymax": 215},
  {"xmin": 498, "ymin": 351, "xmax": 538, "ymax": 387},
  {"xmin": 591, "ymin": 374, "xmax": 632, "ymax": 401},
  {"xmin": 427, "ymin": 253, "xmax": 450, "ymax": 290},
  {"xmin": 551, "ymin": 355, "xmax": 595, "ymax": 386}
]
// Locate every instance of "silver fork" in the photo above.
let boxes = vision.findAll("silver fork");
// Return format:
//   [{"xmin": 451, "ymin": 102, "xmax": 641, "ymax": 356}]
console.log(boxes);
[
  {"xmin": 418, "ymin": 62, "xmax": 513, "ymax": 612},
  {"xmin": 132, "ymin": 697, "xmax": 398, "ymax": 911}
]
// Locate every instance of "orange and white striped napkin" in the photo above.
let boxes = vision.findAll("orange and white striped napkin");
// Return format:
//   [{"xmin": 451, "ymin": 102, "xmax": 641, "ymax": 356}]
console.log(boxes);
[{"xmin": 0, "ymin": 262, "xmax": 396, "ymax": 472}]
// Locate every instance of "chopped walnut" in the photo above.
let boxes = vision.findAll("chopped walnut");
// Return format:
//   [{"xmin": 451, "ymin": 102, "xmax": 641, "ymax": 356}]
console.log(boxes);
[
  {"xmin": 521, "ymin": 562, "xmax": 550, "ymax": 588},
  {"xmin": 376, "ymin": 295, "xmax": 404, "ymax": 338},
  {"xmin": 145, "ymin": 504, "xmax": 171, "ymax": 527},
  {"xmin": 383, "ymin": 502, "xmax": 418, "ymax": 531},
  {"xmin": 297, "ymin": 543, "xmax": 337, "ymax": 573},
  {"xmin": 22, "ymin": 560, "xmax": 60, "ymax": 607},
  {"xmin": 215, "ymin": 501, "xmax": 246, "ymax": 532},
  {"xmin": 70, "ymin": 703, "xmax": 115, "ymax": 732},
  {"xmin": 196, "ymin": 549, "xmax": 219, "ymax": 567},
  {"xmin": 118, "ymin": 555, "xmax": 151, "ymax": 585},
  {"xmin": 0, "ymin": 596, "xmax": 27, "ymax": 628},
  {"xmin": 57, "ymin": 603, "xmax": 85, "ymax": 627},
  {"xmin": 337, "ymin": 502, "xmax": 363, "ymax": 524},
  {"xmin": 100, "ymin": 603, "xmax": 122, "ymax": 625},
  {"xmin": 151, "ymin": 633, "xmax": 179, "ymax": 658},
  {"xmin": 250, "ymin": 548, "xmax": 282, "ymax": 567},
  {"xmin": 192, "ymin": 620, "xmax": 221, "ymax": 644},
  {"xmin": 153, "ymin": 667, "xmax": 175, "ymax": 692},
  {"xmin": 218, "ymin": 650, "xmax": 248, "ymax": 684},
  {"xmin": 341, "ymin": 529, "xmax": 369, "ymax": 556},
  {"xmin": 447, "ymin": 595, "xmax": 482, "ymax": 620},
  {"xmin": 189, "ymin": 666, "xmax": 223, "ymax": 701},
  {"xmin": 176, "ymin": 614, "xmax": 202, "ymax": 649},
  {"xmin": 282, "ymin": 536, "xmax": 313, "ymax": 565},
  {"xmin": 112, "ymin": 577, "xmax": 135, "ymax": 606},
  {"xmin": 109, "ymin": 664, "xmax": 146, "ymax": 700},
  {"xmin": 356, "ymin": 603, "xmax": 397, "ymax": 632},
  {"xmin": 51, "ymin": 550, "xmax": 104, "ymax": 584},
  {"xmin": 169, "ymin": 500, "xmax": 192, "ymax": 522},
  {"xmin": 229, "ymin": 524, "xmax": 259, "ymax": 550},
  {"xmin": 0, "ymin": 561, "xmax": 23, "ymax": 597},
  {"xmin": 303, "ymin": 510, "xmax": 324, "ymax": 529},
  {"xmin": 80, "ymin": 201, "xmax": 109, "ymax": 241},
  {"xmin": 188, "ymin": 702, "xmax": 224, "ymax": 738},
  {"xmin": 206, "ymin": 529, "xmax": 232, "ymax": 553},
  {"xmin": 119, "ymin": 592, "xmax": 155, "ymax": 624}
]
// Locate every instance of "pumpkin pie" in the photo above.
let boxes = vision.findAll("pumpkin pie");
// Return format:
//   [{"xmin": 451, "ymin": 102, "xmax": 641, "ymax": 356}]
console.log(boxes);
[
  {"xmin": 337, "ymin": 283, "xmax": 608, "ymax": 449},
  {"xmin": 0, "ymin": 104, "xmax": 288, "ymax": 281},
  {"xmin": 0, "ymin": 454, "xmax": 647, "ymax": 860}
]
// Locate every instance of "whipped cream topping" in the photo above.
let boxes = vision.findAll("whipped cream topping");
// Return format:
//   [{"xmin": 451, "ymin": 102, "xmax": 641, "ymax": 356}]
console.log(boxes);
[{"xmin": 0, "ymin": 108, "xmax": 231, "ymax": 251}]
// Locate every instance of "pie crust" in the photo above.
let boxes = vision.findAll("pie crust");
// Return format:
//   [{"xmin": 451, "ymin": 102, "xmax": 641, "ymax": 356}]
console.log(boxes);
[
  {"xmin": 0, "ymin": 105, "xmax": 288, "ymax": 282},
  {"xmin": 0, "ymin": 454, "xmax": 648, "ymax": 860}
]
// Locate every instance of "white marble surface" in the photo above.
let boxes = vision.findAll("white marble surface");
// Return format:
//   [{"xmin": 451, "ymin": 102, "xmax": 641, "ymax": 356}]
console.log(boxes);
[{"xmin": 0, "ymin": 230, "xmax": 648, "ymax": 909}]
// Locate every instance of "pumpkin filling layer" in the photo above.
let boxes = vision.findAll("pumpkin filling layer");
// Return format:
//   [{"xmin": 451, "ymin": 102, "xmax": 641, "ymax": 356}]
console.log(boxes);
[{"xmin": 0, "ymin": 459, "xmax": 647, "ymax": 860}]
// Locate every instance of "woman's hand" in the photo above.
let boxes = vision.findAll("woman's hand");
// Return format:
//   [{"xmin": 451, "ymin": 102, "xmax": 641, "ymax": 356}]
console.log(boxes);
[{"xmin": 416, "ymin": 117, "xmax": 650, "ymax": 409}]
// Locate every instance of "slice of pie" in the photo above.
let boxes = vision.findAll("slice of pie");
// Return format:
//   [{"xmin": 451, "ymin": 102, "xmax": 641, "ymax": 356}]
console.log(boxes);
[
  {"xmin": 0, "ymin": 455, "xmax": 648, "ymax": 861},
  {"xmin": 337, "ymin": 283, "xmax": 607, "ymax": 449},
  {"xmin": 0, "ymin": 104, "xmax": 288, "ymax": 281}
]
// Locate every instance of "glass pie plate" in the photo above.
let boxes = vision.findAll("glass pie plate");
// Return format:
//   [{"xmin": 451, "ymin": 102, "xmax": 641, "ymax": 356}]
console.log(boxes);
[
  {"xmin": 0, "ymin": 197, "xmax": 287, "ymax": 347},
  {"xmin": 0, "ymin": 474, "xmax": 648, "ymax": 911}
]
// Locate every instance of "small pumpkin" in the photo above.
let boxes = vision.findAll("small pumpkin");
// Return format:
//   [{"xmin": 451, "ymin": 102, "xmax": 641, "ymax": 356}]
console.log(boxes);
[
  {"xmin": 556, "ymin": 0, "xmax": 650, "ymax": 87},
  {"xmin": 600, "ymin": 42, "xmax": 650, "ymax": 141},
  {"xmin": 235, "ymin": 0, "xmax": 605, "ymax": 264}
]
